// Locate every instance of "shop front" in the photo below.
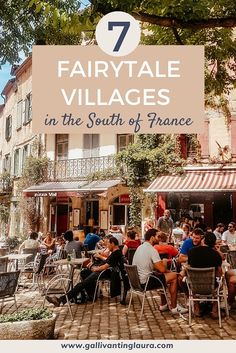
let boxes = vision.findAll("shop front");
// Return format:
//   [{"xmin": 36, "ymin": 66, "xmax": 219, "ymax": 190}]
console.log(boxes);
[
  {"xmin": 23, "ymin": 179, "xmax": 122, "ymax": 234},
  {"xmin": 144, "ymin": 166, "xmax": 236, "ymax": 227}
]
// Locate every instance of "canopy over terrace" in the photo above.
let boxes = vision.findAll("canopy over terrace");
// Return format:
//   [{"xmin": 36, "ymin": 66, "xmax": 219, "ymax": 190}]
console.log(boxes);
[
  {"xmin": 144, "ymin": 167, "xmax": 236, "ymax": 193},
  {"xmin": 144, "ymin": 167, "xmax": 236, "ymax": 225},
  {"xmin": 23, "ymin": 179, "xmax": 121, "ymax": 197}
]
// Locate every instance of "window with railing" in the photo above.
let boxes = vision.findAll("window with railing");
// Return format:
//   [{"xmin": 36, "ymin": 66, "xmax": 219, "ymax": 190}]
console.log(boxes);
[
  {"xmin": 56, "ymin": 134, "xmax": 68, "ymax": 160},
  {"xmin": 117, "ymin": 134, "xmax": 134, "ymax": 152},
  {"xmin": 83, "ymin": 134, "xmax": 99, "ymax": 157}
]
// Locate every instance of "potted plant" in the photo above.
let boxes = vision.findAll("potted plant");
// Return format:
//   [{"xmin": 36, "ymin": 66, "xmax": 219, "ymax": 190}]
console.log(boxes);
[{"xmin": 0, "ymin": 308, "xmax": 56, "ymax": 339}]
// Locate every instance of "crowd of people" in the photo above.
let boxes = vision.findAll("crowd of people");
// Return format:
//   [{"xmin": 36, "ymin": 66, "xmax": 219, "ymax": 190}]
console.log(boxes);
[{"xmin": 18, "ymin": 212, "xmax": 236, "ymax": 319}]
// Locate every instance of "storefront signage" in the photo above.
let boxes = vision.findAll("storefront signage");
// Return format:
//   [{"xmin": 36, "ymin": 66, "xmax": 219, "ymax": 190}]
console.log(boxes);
[
  {"xmin": 120, "ymin": 194, "xmax": 130, "ymax": 204},
  {"xmin": 34, "ymin": 192, "xmax": 57, "ymax": 197}
]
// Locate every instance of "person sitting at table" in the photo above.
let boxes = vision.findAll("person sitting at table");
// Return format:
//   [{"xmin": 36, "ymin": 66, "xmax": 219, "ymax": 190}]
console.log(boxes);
[
  {"xmin": 84, "ymin": 227, "xmax": 101, "ymax": 251},
  {"xmin": 19, "ymin": 231, "xmax": 39, "ymax": 252},
  {"xmin": 42, "ymin": 231, "xmax": 56, "ymax": 252},
  {"xmin": 45, "ymin": 237, "xmax": 126, "ymax": 306},
  {"xmin": 188, "ymin": 232, "xmax": 223, "ymax": 318},
  {"xmin": 133, "ymin": 228, "xmax": 188, "ymax": 314},
  {"xmin": 178, "ymin": 228, "xmax": 204, "ymax": 264},
  {"xmin": 222, "ymin": 222, "xmax": 236, "ymax": 245},
  {"xmin": 64, "ymin": 230, "xmax": 83, "ymax": 258},
  {"xmin": 109, "ymin": 225, "xmax": 123, "ymax": 246},
  {"xmin": 154, "ymin": 231, "xmax": 179, "ymax": 268},
  {"xmin": 122, "ymin": 230, "xmax": 141, "ymax": 256}
]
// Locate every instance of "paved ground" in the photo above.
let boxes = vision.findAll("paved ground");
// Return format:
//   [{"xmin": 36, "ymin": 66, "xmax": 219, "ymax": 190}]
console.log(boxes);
[{"xmin": 2, "ymin": 285, "xmax": 236, "ymax": 340}]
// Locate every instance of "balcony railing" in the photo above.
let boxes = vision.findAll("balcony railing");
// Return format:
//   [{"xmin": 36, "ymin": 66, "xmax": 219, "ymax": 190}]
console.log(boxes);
[{"xmin": 48, "ymin": 155, "xmax": 117, "ymax": 181}]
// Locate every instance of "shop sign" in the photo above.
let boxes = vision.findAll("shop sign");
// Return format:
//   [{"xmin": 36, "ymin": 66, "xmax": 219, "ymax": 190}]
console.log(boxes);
[{"xmin": 120, "ymin": 194, "xmax": 130, "ymax": 203}]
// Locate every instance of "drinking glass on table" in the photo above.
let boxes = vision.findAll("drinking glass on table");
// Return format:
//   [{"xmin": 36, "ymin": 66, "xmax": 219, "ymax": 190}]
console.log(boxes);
[{"xmin": 81, "ymin": 251, "xmax": 85, "ymax": 258}]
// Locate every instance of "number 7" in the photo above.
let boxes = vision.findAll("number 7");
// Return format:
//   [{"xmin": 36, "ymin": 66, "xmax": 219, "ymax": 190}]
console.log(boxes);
[{"xmin": 108, "ymin": 21, "xmax": 130, "ymax": 52}]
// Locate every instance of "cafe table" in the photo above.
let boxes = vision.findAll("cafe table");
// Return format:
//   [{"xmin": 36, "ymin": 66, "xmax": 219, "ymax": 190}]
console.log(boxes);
[{"xmin": 2, "ymin": 253, "xmax": 32, "ymax": 271}]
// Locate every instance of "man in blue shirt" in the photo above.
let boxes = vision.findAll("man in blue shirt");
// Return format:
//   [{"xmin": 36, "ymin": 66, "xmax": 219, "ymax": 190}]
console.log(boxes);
[
  {"xmin": 179, "ymin": 228, "xmax": 204, "ymax": 264},
  {"xmin": 84, "ymin": 228, "xmax": 101, "ymax": 250}
]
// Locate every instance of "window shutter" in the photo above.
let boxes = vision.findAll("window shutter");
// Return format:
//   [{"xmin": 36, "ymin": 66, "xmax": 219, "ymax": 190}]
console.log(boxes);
[{"xmin": 16, "ymin": 100, "xmax": 23, "ymax": 129}]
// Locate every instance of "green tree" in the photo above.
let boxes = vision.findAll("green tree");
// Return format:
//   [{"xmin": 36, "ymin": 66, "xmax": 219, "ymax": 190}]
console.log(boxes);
[
  {"xmin": 0, "ymin": 0, "xmax": 83, "ymax": 66},
  {"xmin": 116, "ymin": 135, "xmax": 184, "ymax": 226}
]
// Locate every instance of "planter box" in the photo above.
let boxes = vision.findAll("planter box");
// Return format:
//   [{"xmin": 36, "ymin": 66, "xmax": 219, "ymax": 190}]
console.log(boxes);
[{"xmin": 0, "ymin": 313, "xmax": 57, "ymax": 340}]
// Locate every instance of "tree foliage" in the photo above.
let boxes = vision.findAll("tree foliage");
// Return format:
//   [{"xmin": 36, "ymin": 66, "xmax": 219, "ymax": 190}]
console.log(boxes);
[
  {"xmin": 116, "ymin": 134, "xmax": 185, "ymax": 226},
  {"xmin": 88, "ymin": 0, "xmax": 236, "ymax": 99},
  {"xmin": 1, "ymin": 0, "xmax": 235, "ymax": 100},
  {"xmin": 0, "ymin": 0, "xmax": 83, "ymax": 66}
]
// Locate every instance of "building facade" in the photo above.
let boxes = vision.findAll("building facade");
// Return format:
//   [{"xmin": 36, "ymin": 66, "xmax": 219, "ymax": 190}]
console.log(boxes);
[{"xmin": 1, "ymin": 56, "xmax": 236, "ymax": 237}]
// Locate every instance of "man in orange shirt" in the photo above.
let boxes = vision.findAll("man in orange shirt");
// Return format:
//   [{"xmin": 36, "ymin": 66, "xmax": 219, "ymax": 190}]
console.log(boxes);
[{"xmin": 154, "ymin": 231, "xmax": 179, "ymax": 267}]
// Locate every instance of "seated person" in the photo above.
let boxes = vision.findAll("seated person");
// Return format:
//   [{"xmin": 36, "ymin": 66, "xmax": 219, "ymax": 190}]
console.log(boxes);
[
  {"xmin": 109, "ymin": 225, "xmax": 124, "ymax": 246},
  {"xmin": 172, "ymin": 221, "xmax": 184, "ymax": 243},
  {"xmin": 46, "ymin": 237, "xmax": 125, "ymax": 305},
  {"xmin": 84, "ymin": 228, "xmax": 101, "ymax": 250},
  {"xmin": 42, "ymin": 231, "xmax": 56, "ymax": 252},
  {"xmin": 19, "ymin": 231, "xmax": 39, "ymax": 252},
  {"xmin": 122, "ymin": 230, "xmax": 141, "ymax": 256},
  {"xmin": 178, "ymin": 228, "xmax": 204, "ymax": 264},
  {"xmin": 182, "ymin": 223, "xmax": 191, "ymax": 241},
  {"xmin": 90, "ymin": 236, "xmax": 111, "ymax": 266},
  {"xmin": 64, "ymin": 230, "xmax": 83, "ymax": 258},
  {"xmin": 188, "ymin": 232, "xmax": 223, "ymax": 318},
  {"xmin": 133, "ymin": 228, "xmax": 188, "ymax": 314},
  {"xmin": 154, "ymin": 231, "xmax": 179, "ymax": 268}
]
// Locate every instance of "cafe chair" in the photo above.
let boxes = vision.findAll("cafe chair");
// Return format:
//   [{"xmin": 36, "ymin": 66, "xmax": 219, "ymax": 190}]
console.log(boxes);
[
  {"xmin": 0, "ymin": 270, "xmax": 20, "ymax": 313},
  {"xmin": 42, "ymin": 273, "xmax": 73, "ymax": 319},
  {"xmin": 186, "ymin": 266, "xmax": 228, "ymax": 328},
  {"xmin": 92, "ymin": 266, "xmax": 126, "ymax": 304},
  {"xmin": 22, "ymin": 248, "xmax": 38, "ymax": 264},
  {"xmin": 124, "ymin": 264, "xmax": 169, "ymax": 320},
  {"xmin": 92, "ymin": 268, "xmax": 113, "ymax": 304},
  {"xmin": 126, "ymin": 248, "xmax": 136, "ymax": 265},
  {"xmin": 21, "ymin": 253, "xmax": 48, "ymax": 290}
]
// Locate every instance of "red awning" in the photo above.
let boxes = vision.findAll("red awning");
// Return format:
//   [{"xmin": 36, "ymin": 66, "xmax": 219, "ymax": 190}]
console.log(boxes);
[{"xmin": 144, "ymin": 167, "xmax": 236, "ymax": 193}]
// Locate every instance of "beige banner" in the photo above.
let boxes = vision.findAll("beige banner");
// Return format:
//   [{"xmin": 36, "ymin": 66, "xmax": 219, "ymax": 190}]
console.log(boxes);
[{"xmin": 32, "ymin": 45, "xmax": 204, "ymax": 133}]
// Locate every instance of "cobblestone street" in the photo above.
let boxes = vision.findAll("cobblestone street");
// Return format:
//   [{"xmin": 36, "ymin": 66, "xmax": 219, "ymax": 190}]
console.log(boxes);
[{"xmin": 3, "ymin": 286, "xmax": 236, "ymax": 340}]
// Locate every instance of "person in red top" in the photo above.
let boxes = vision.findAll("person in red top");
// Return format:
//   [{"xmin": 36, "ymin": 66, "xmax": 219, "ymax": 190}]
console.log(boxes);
[
  {"xmin": 123, "ymin": 230, "xmax": 141, "ymax": 256},
  {"xmin": 154, "ymin": 232, "xmax": 179, "ymax": 267}
]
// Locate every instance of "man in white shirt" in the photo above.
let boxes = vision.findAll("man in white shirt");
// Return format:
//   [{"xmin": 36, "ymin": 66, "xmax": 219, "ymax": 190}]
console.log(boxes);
[
  {"xmin": 213, "ymin": 223, "xmax": 225, "ymax": 240},
  {"xmin": 222, "ymin": 222, "xmax": 236, "ymax": 245},
  {"xmin": 19, "ymin": 231, "xmax": 39, "ymax": 252},
  {"xmin": 133, "ymin": 228, "xmax": 188, "ymax": 315}
]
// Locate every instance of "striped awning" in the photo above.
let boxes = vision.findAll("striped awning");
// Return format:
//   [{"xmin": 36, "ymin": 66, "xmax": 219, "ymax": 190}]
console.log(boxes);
[
  {"xmin": 23, "ymin": 179, "xmax": 121, "ymax": 197},
  {"xmin": 144, "ymin": 168, "xmax": 236, "ymax": 193}
]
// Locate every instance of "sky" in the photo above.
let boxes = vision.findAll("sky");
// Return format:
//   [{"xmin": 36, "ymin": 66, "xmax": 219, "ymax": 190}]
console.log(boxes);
[
  {"xmin": 0, "ymin": 0, "xmax": 90, "ymax": 104},
  {"xmin": 0, "ymin": 63, "xmax": 12, "ymax": 103}
]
